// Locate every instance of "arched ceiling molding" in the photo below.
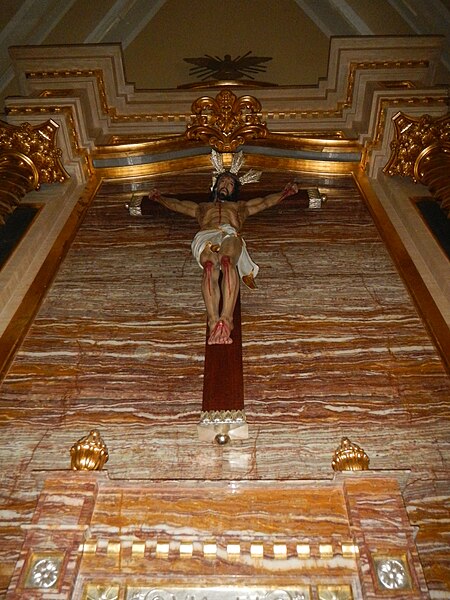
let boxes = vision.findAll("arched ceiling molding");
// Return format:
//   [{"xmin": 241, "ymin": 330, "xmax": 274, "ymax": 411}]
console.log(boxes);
[
  {"xmin": 7, "ymin": 36, "xmax": 443, "ymax": 138},
  {"xmin": 84, "ymin": 0, "xmax": 168, "ymax": 49},
  {"xmin": 387, "ymin": 0, "xmax": 450, "ymax": 69},
  {"xmin": 0, "ymin": 0, "xmax": 77, "ymax": 93},
  {"xmin": 294, "ymin": 0, "xmax": 372, "ymax": 37}
]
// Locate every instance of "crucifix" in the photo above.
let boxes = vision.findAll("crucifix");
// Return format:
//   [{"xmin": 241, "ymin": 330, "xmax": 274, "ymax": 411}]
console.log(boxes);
[
  {"xmin": 129, "ymin": 151, "xmax": 298, "ymax": 443},
  {"xmin": 127, "ymin": 90, "xmax": 298, "ymax": 444}
]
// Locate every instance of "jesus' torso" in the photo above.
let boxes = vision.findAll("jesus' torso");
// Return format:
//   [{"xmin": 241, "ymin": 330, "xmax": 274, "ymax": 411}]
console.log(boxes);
[{"xmin": 196, "ymin": 200, "xmax": 248, "ymax": 231}]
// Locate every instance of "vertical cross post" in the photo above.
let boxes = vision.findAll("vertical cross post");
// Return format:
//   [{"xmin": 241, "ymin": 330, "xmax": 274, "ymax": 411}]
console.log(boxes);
[{"xmin": 197, "ymin": 283, "xmax": 248, "ymax": 444}]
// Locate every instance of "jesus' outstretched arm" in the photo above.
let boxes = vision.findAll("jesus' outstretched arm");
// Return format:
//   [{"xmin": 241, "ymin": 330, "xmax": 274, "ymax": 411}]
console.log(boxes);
[
  {"xmin": 243, "ymin": 182, "xmax": 298, "ymax": 217},
  {"xmin": 148, "ymin": 188, "xmax": 198, "ymax": 219}
]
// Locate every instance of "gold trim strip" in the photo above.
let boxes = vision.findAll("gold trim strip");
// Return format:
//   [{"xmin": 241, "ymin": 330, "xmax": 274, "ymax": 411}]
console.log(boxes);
[
  {"xmin": 80, "ymin": 538, "xmax": 354, "ymax": 560},
  {"xmin": 92, "ymin": 133, "xmax": 361, "ymax": 161},
  {"xmin": 96, "ymin": 156, "xmax": 360, "ymax": 180}
]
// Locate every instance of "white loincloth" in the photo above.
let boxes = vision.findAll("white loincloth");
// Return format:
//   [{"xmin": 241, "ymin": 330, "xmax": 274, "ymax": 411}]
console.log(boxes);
[{"xmin": 191, "ymin": 224, "xmax": 259, "ymax": 281}]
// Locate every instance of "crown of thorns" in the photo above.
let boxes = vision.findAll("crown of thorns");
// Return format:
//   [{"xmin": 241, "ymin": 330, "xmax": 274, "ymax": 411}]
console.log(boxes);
[{"xmin": 210, "ymin": 149, "xmax": 262, "ymax": 189}]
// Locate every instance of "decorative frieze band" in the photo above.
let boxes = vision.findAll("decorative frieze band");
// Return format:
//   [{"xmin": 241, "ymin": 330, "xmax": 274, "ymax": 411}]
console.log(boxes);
[{"xmin": 80, "ymin": 538, "xmax": 360, "ymax": 561}]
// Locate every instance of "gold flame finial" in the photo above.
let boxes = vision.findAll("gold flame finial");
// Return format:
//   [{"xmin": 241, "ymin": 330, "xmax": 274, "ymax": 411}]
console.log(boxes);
[
  {"xmin": 332, "ymin": 437, "xmax": 369, "ymax": 471},
  {"xmin": 70, "ymin": 429, "xmax": 109, "ymax": 471}
]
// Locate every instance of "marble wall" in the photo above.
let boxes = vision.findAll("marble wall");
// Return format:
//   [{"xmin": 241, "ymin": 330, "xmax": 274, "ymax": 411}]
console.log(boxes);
[{"xmin": 0, "ymin": 175, "xmax": 449, "ymax": 597}]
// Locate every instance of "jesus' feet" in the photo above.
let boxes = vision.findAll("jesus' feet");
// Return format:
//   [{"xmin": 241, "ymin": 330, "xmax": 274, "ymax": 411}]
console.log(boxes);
[{"xmin": 208, "ymin": 318, "xmax": 233, "ymax": 345}]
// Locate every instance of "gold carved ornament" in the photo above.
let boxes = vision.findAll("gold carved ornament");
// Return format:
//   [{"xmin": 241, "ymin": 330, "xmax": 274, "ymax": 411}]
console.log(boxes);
[
  {"xmin": 0, "ymin": 120, "xmax": 69, "ymax": 224},
  {"xmin": 383, "ymin": 112, "xmax": 450, "ymax": 216},
  {"xmin": 0, "ymin": 119, "xmax": 68, "ymax": 185},
  {"xmin": 70, "ymin": 429, "xmax": 109, "ymax": 471},
  {"xmin": 185, "ymin": 89, "xmax": 268, "ymax": 152},
  {"xmin": 414, "ymin": 142, "xmax": 450, "ymax": 216},
  {"xmin": 332, "ymin": 437, "xmax": 370, "ymax": 471},
  {"xmin": 383, "ymin": 112, "xmax": 450, "ymax": 179},
  {"xmin": 0, "ymin": 152, "xmax": 39, "ymax": 225}
]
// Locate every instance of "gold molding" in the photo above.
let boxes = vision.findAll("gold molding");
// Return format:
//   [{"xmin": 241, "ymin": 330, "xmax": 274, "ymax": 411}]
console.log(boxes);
[
  {"xmin": 27, "ymin": 69, "xmax": 110, "ymax": 115},
  {"xmin": 344, "ymin": 60, "xmax": 426, "ymax": 108},
  {"xmin": 23, "ymin": 60, "xmax": 429, "ymax": 124},
  {"xmin": 91, "ymin": 132, "xmax": 361, "ymax": 167},
  {"xmin": 94, "ymin": 155, "xmax": 360, "ymax": 181}
]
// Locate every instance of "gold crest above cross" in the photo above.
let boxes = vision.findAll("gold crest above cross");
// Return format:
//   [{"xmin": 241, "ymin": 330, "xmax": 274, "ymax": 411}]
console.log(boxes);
[{"xmin": 186, "ymin": 89, "xmax": 268, "ymax": 152}]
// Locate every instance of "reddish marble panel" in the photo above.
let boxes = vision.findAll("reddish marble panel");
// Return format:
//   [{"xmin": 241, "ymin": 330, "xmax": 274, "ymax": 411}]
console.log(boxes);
[{"xmin": 0, "ymin": 179, "xmax": 449, "ymax": 596}]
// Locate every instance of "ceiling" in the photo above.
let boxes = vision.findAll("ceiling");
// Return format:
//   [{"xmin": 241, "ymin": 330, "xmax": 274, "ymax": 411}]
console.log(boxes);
[{"xmin": 1, "ymin": 0, "xmax": 450, "ymax": 115}]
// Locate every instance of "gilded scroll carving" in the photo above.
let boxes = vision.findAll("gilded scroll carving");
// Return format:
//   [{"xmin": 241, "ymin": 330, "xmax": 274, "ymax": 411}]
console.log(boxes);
[
  {"xmin": 0, "ymin": 151, "xmax": 39, "ymax": 225},
  {"xmin": 186, "ymin": 89, "xmax": 268, "ymax": 151},
  {"xmin": 0, "ymin": 119, "xmax": 68, "ymax": 224},
  {"xmin": 0, "ymin": 119, "xmax": 68, "ymax": 184},
  {"xmin": 383, "ymin": 112, "xmax": 450, "ymax": 180},
  {"xmin": 384, "ymin": 112, "xmax": 450, "ymax": 216}
]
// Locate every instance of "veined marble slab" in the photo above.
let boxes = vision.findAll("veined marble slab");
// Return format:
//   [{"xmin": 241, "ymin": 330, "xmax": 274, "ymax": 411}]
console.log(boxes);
[{"xmin": 0, "ymin": 181, "xmax": 449, "ymax": 596}]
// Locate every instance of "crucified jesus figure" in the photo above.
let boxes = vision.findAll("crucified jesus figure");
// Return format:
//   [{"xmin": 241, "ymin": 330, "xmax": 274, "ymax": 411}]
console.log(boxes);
[{"xmin": 144, "ymin": 172, "xmax": 298, "ymax": 345}]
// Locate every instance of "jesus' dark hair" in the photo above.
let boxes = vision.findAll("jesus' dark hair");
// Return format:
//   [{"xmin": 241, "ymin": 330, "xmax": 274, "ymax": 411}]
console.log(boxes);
[{"xmin": 211, "ymin": 172, "xmax": 241, "ymax": 202}]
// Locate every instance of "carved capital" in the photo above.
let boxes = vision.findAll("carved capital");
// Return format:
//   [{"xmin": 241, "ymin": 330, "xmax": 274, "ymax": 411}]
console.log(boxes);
[
  {"xmin": 186, "ymin": 89, "xmax": 268, "ymax": 152},
  {"xmin": 384, "ymin": 113, "xmax": 450, "ymax": 216},
  {"xmin": 0, "ymin": 120, "xmax": 69, "ymax": 224},
  {"xmin": 415, "ymin": 142, "xmax": 450, "ymax": 217},
  {"xmin": 0, "ymin": 151, "xmax": 39, "ymax": 225},
  {"xmin": 383, "ymin": 112, "xmax": 450, "ymax": 180},
  {"xmin": 0, "ymin": 119, "xmax": 68, "ymax": 185}
]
